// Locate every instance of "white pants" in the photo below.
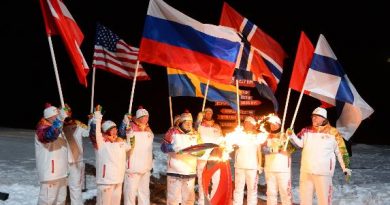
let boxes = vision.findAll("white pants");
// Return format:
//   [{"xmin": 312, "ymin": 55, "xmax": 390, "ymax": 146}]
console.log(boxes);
[
  {"xmin": 123, "ymin": 171, "xmax": 151, "ymax": 205},
  {"xmin": 37, "ymin": 177, "xmax": 67, "ymax": 205},
  {"xmin": 68, "ymin": 162, "xmax": 85, "ymax": 205},
  {"xmin": 265, "ymin": 171, "xmax": 292, "ymax": 205},
  {"xmin": 233, "ymin": 168, "xmax": 258, "ymax": 205},
  {"xmin": 166, "ymin": 176, "xmax": 196, "ymax": 205},
  {"xmin": 96, "ymin": 183, "xmax": 123, "ymax": 205},
  {"xmin": 197, "ymin": 160, "xmax": 220, "ymax": 205},
  {"xmin": 299, "ymin": 172, "xmax": 333, "ymax": 205}
]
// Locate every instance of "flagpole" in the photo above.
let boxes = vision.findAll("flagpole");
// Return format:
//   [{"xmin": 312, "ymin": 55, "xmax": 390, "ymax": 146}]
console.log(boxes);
[
  {"xmin": 283, "ymin": 83, "xmax": 306, "ymax": 151},
  {"xmin": 47, "ymin": 36, "xmax": 65, "ymax": 107},
  {"xmin": 281, "ymin": 88, "xmax": 291, "ymax": 132},
  {"xmin": 128, "ymin": 61, "xmax": 139, "ymax": 114},
  {"xmin": 235, "ymin": 79, "xmax": 241, "ymax": 127},
  {"xmin": 201, "ymin": 79, "xmax": 211, "ymax": 111},
  {"xmin": 90, "ymin": 67, "xmax": 96, "ymax": 113},
  {"xmin": 169, "ymin": 96, "xmax": 173, "ymax": 127}
]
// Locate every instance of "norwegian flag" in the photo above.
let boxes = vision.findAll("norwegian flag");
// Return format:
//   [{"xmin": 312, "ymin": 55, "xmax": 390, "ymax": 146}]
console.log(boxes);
[{"xmin": 92, "ymin": 23, "xmax": 150, "ymax": 80}]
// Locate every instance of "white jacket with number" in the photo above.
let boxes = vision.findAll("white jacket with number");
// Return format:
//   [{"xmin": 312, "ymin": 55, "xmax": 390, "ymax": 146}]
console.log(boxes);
[{"xmin": 197, "ymin": 123, "xmax": 223, "ymax": 160}]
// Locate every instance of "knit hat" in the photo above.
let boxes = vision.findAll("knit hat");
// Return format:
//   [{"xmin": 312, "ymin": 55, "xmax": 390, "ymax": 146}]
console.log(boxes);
[
  {"xmin": 312, "ymin": 107, "xmax": 327, "ymax": 119},
  {"xmin": 135, "ymin": 106, "xmax": 149, "ymax": 119},
  {"xmin": 204, "ymin": 107, "xmax": 213, "ymax": 114},
  {"xmin": 43, "ymin": 103, "xmax": 58, "ymax": 119},
  {"xmin": 102, "ymin": 120, "xmax": 117, "ymax": 133},
  {"xmin": 244, "ymin": 116, "xmax": 256, "ymax": 125},
  {"xmin": 267, "ymin": 115, "xmax": 281, "ymax": 125},
  {"xmin": 181, "ymin": 110, "xmax": 193, "ymax": 122},
  {"xmin": 173, "ymin": 114, "xmax": 181, "ymax": 125}
]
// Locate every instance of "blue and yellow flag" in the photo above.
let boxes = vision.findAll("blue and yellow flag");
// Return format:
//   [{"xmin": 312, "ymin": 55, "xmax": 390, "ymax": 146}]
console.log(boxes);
[{"xmin": 167, "ymin": 67, "xmax": 241, "ymax": 110}]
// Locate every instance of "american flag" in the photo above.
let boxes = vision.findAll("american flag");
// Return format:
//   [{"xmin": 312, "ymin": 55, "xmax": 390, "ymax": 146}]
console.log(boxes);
[{"xmin": 92, "ymin": 24, "xmax": 150, "ymax": 80}]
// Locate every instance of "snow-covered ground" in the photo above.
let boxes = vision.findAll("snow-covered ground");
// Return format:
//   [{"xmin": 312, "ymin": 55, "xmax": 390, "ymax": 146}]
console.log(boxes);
[{"xmin": 0, "ymin": 127, "xmax": 389, "ymax": 205}]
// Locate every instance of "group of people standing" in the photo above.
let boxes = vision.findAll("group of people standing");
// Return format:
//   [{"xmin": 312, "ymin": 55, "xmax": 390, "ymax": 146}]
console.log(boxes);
[
  {"xmin": 35, "ymin": 103, "xmax": 351, "ymax": 205},
  {"xmin": 34, "ymin": 104, "xmax": 153, "ymax": 205}
]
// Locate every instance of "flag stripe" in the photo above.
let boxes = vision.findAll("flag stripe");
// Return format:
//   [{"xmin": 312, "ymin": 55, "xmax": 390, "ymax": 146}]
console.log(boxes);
[
  {"xmin": 92, "ymin": 24, "xmax": 150, "ymax": 81},
  {"xmin": 142, "ymin": 15, "xmax": 239, "ymax": 63}
]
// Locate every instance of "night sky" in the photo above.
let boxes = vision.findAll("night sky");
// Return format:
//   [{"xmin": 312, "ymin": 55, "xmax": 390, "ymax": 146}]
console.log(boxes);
[{"xmin": 2, "ymin": 0, "xmax": 389, "ymax": 144}]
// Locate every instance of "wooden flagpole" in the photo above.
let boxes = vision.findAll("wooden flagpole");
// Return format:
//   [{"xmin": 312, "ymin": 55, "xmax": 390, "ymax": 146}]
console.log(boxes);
[
  {"xmin": 201, "ymin": 79, "xmax": 211, "ymax": 112},
  {"xmin": 47, "ymin": 36, "xmax": 64, "ymax": 108},
  {"xmin": 90, "ymin": 67, "xmax": 96, "ymax": 113}
]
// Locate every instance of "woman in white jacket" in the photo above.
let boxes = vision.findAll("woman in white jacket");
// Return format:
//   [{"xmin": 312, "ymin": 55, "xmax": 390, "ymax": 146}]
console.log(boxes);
[
  {"xmin": 262, "ymin": 115, "xmax": 293, "ymax": 205},
  {"xmin": 91, "ymin": 106, "xmax": 132, "ymax": 205},
  {"xmin": 119, "ymin": 107, "xmax": 154, "ymax": 205},
  {"xmin": 232, "ymin": 116, "xmax": 265, "ymax": 205},
  {"xmin": 287, "ymin": 107, "xmax": 351, "ymax": 205}
]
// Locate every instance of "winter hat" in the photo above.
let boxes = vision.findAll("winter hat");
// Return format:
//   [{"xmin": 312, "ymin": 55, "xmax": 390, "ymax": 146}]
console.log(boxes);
[
  {"xmin": 267, "ymin": 115, "xmax": 281, "ymax": 125},
  {"xmin": 173, "ymin": 114, "xmax": 181, "ymax": 126},
  {"xmin": 204, "ymin": 107, "xmax": 213, "ymax": 114},
  {"xmin": 43, "ymin": 103, "xmax": 59, "ymax": 119},
  {"xmin": 135, "ymin": 106, "xmax": 149, "ymax": 119},
  {"xmin": 244, "ymin": 116, "xmax": 256, "ymax": 126},
  {"xmin": 312, "ymin": 107, "xmax": 327, "ymax": 119},
  {"xmin": 102, "ymin": 120, "xmax": 116, "ymax": 133},
  {"xmin": 180, "ymin": 109, "xmax": 193, "ymax": 122}
]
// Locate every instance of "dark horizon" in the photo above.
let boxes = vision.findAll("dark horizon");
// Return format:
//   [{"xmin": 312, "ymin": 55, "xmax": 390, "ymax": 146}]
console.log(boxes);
[{"xmin": 1, "ymin": 0, "xmax": 389, "ymax": 145}]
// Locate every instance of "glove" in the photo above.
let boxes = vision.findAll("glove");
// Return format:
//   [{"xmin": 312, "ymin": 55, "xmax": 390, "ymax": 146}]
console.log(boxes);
[
  {"xmin": 58, "ymin": 107, "xmax": 68, "ymax": 121},
  {"xmin": 123, "ymin": 113, "xmax": 132, "ymax": 125},
  {"xmin": 286, "ymin": 128, "xmax": 295, "ymax": 136},
  {"xmin": 196, "ymin": 111, "xmax": 204, "ymax": 123},
  {"xmin": 93, "ymin": 111, "xmax": 103, "ymax": 120},
  {"xmin": 126, "ymin": 131, "xmax": 135, "ymax": 147},
  {"xmin": 343, "ymin": 168, "xmax": 352, "ymax": 182},
  {"xmin": 258, "ymin": 167, "xmax": 263, "ymax": 175},
  {"xmin": 343, "ymin": 168, "xmax": 352, "ymax": 176}
]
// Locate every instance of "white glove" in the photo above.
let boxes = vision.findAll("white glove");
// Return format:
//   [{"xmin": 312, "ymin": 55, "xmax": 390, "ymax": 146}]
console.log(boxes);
[
  {"xmin": 58, "ymin": 107, "xmax": 68, "ymax": 121},
  {"xmin": 93, "ymin": 111, "xmax": 103, "ymax": 120},
  {"xmin": 123, "ymin": 113, "xmax": 131, "ymax": 125},
  {"xmin": 196, "ymin": 112, "xmax": 204, "ymax": 123},
  {"xmin": 343, "ymin": 168, "xmax": 352, "ymax": 176},
  {"xmin": 258, "ymin": 167, "xmax": 263, "ymax": 174}
]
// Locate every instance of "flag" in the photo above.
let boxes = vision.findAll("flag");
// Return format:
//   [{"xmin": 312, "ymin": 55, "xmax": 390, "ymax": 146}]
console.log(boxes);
[
  {"xmin": 167, "ymin": 68, "xmax": 241, "ymax": 110},
  {"xmin": 39, "ymin": 0, "xmax": 89, "ymax": 87},
  {"xmin": 289, "ymin": 31, "xmax": 314, "ymax": 92},
  {"xmin": 304, "ymin": 34, "xmax": 374, "ymax": 140},
  {"xmin": 139, "ymin": 0, "xmax": 241, "ymax": 84},
  {"xmin": 220, "ymin": 2, "xmax": 287, "ymax": 85},
  {"xmin": 92, "ymin": 24, "xmax": 150, "ymax": 80}
]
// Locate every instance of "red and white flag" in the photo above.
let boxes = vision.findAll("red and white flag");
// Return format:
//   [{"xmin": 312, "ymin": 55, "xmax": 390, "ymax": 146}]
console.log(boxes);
[
  {"xmin": 39, "ymin": 0, "xmax": 89, "ymax": 87},
  {"xmin": 92, "ymin": 24, "xmax": 150, "ymax": 80}
]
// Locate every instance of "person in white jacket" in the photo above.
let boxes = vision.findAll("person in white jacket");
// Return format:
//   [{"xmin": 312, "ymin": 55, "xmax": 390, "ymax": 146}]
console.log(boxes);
[
  {"xmin": 35, "ymin": 104, "xmax": 68, "ymax": 205},
  {"xmin": 232, "ymin": 116, "xmax": 266, "ymax": 205},
  {"xmin": 160, "ymin": 111, "xmax": 203, "ymax": 205},
  {"xmin": 195, "ymin": 107, "xmax": 224, "ymax": 205},
  {"xmin": 119, "ymin": 107, "xmax": 154, "ymax": 205},
  {"xmin": 287, "ymin": 107, "xmax": 351, "ymax": 205},
  {"xmin": 262, "ymin": 115, "xmax": 293, "ymax": 205},
  {"xmin": 62, "ymin": 104, "xmax": 89, "ymax": 205},
  {"xmin": 91, "ymin": 106, "xmax": 132, "ymax": 205}
]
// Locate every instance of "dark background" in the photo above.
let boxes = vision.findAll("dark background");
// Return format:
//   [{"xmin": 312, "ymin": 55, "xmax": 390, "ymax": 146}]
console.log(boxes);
[{"xmin": 1, "ymin": 0, "xmax": 389, "ymax": 144}]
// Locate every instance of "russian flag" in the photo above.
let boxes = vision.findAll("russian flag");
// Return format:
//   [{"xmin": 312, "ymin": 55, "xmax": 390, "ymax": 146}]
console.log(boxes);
[
  {"xmin": 220, "ymin": 2, "xmax": 287, "ymax": 85},
  {"xmin": 139, "ymin": 0, "xmax": 242, "ymax": 84},
  {"xmin": 304, "ymin": 34, "xmax": 374, "ymax": 140}
]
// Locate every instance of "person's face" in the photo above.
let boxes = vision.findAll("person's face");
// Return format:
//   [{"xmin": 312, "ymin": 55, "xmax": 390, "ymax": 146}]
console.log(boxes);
[
  {"xmin": 182, "ymin": 120, "xmax": 193, "ymax": 131},
  {"xmin": 311, "ymin": 115, "xmax": 326, "ymax": 127},
  {"xmin": 47, "ymin": 114, "xmax": 58, "ymax": 123},
  {"xmin": 106, "ymin": 127, "xmax": 118, "ymax": 141},
  {"xmin": 270, "ymin": 122, "xmax": 280, "ymax": 131},
  {"xmin": 137, "ymin": 115, "xmax": 149, "ymax": 125},
  {"xmin": 204, "ymin": 111, "xmax": 213, "ymax": 121}
]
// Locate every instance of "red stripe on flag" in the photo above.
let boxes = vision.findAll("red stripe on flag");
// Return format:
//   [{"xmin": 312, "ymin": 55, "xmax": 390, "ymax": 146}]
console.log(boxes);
[{"xmin": 139, "ymin": 38, "xmax": 235, "ymax": 84}]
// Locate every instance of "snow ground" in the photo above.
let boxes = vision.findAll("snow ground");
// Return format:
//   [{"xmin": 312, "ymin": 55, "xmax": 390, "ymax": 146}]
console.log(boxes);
[{"xmin": 0, "ymin": 127, "xmax": 389, "ymax": 205}]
